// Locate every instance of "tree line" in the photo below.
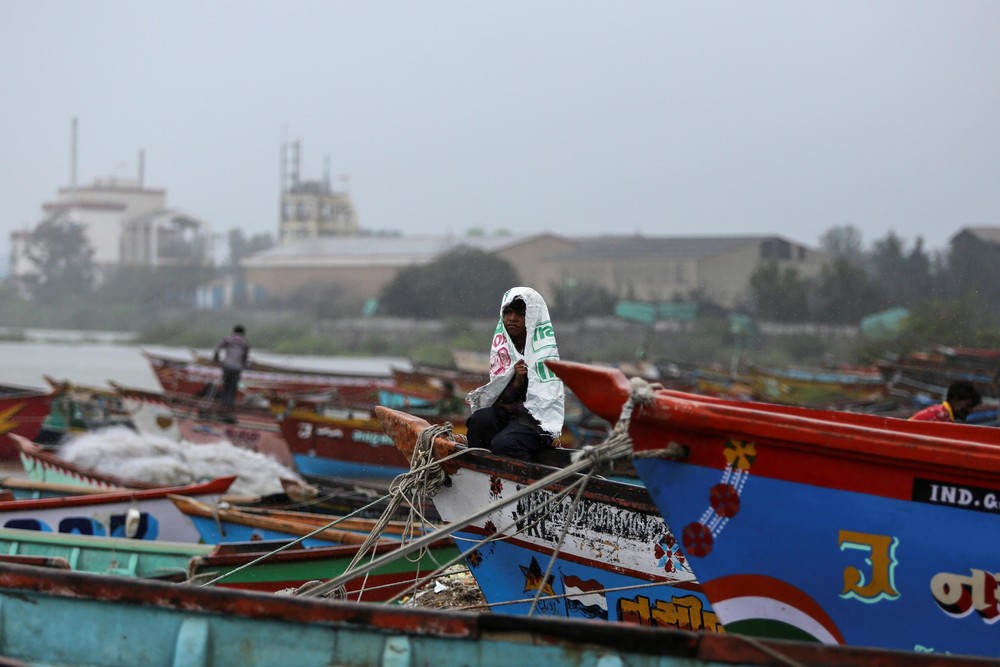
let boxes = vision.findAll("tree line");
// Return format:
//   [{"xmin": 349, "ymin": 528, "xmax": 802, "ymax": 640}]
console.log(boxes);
[{"xmin": 7, "ymin": 221, "xmax": 1000, "ymax": 358}]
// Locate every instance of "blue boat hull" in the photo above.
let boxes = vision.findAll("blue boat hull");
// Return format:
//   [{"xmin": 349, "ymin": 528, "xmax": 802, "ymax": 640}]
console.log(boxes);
[
  {"xmin": 455, "ymin": 527, "xmax": 719, "ymax": 628},
  {"xmin": 635, "ymin": 455, "xmax": 1000, "ymax": 655},
  {"xmin": 292, "ymin": 453, "xmax": 405, "ymax": 480}
]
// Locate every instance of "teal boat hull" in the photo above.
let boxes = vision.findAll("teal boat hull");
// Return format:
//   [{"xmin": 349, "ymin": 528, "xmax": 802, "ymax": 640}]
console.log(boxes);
[{"xmin": 0, "ymin": 562, "xmax": 985, "ymax": 667}]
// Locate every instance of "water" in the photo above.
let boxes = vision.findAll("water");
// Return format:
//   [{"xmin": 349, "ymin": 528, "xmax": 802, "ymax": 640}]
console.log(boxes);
[{"xmin": 0, "ymin": 335, "xmax": 412, "ymax": 391}]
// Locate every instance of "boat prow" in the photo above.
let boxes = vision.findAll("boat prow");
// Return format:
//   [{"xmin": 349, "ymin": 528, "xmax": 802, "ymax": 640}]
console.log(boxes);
[
  {"xmin": 373, "ymin": 406, "xmax": 464, "ymax": 474},
  {"xmin": 544, "ymin": 360, "xmax": 631, "ymax": 423}
]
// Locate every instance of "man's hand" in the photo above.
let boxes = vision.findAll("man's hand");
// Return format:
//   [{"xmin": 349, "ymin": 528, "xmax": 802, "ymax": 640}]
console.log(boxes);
[{"xmin": 511, "ymin": 360, "xmax": 528, "ymax": 388}]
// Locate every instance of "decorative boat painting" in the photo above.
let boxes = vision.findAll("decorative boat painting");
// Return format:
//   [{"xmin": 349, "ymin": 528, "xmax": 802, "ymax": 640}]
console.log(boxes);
[
  {"xmin": 374, "ymin": 406, "xmax": 720, "ymax": 630},
  {"xmin": 548, "ymin": 359, "xmax": 1000, "ymax": 658}
]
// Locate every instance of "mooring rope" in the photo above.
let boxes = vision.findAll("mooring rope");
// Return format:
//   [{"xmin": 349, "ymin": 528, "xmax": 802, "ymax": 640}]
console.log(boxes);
[
  {"xmin": 318, "ymin": 422, "xmax": 455, "ymax": 598},
  {"xmin": 297, "ymin": 376, "xmax": 683, "ymax": 601},
  {"xmin": 388, "ymin": 470, "xmax": 598, "ymax": 606},
  {"xmin": 194, "ymin": 490, "xmax": 396, "ymax": 588}
]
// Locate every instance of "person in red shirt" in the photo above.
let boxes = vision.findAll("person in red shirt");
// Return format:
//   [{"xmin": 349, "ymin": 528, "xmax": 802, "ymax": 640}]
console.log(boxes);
[{"xmin": 909, "ymin": 380, "xmax": 981, "ymax": 423}]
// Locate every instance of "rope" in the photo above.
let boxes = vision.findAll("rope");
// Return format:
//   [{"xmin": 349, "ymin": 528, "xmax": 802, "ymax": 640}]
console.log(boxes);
[
  {"xmin": 454, "ymin": 578, "xmax": 681, "ymax": 611},
  {"xmin": 527, "ymin": 472, "xmax": 590, "ymax": 615},
  {"xmin": 296, "ymin": 377, "xmax": 672, "ymax": 601},
  {"xmin": 389, "ymin": 470, "xmax": 597, "ymax": 607},
  {"xmin": 294, "ymin": 422, "xmax": 457, "ymax": 598},
  {"xmin": 195, "ymin": 491, "xmax": 394, "ymax": 588}
]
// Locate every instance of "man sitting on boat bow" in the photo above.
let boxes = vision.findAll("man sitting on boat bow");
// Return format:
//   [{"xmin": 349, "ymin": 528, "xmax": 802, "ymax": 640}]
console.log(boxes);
[{"xmin": 465, "ymin": 287, "xmax": 565, "ymax": 461}]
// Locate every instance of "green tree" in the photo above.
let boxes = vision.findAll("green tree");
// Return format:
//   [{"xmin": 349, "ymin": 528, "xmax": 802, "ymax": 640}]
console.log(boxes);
[
  {"xmin": 812, "ymin": 256, "xmax": 880, "ymax": 324},
  {"xmin": 549, "ymin": 281, "xmax": 616, "ymax": 320},
  {"xmin": 748, "ymin": 260, "xmax": 811, "ymax": 322},
  {"xmin": 942, "ymin": 231, "xmax": 1000, "ymax": 307},
  {"xmin": 819, "ymin": 224, "xmax": 864, "ymax": 262},
  {"xmin": 23, "ymin": 219, "xmax": 95, "ymax": 304},
  {"xmin": 378, "ymin": 246, "xmax": 520, "ymax": 317},
  {"xmin": 227, "ymin": 229, "xmax": 274, "ymax": 268},
  {"xmin": 893, "ymin": 293, "xmax": 1000, "ymax": 352},
  {"xmin": 867, "ymin": 232, "xmax": 936, "ymax": 309},
  {"xmin": 94, "ymin": 265, "xmax": 216, "ymax": 311}
]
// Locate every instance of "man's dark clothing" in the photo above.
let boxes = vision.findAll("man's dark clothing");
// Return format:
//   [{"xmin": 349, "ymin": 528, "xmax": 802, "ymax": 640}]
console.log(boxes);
[{"xmin": 213, "ymin": 332, "xmax": 249, "ymax": 410}]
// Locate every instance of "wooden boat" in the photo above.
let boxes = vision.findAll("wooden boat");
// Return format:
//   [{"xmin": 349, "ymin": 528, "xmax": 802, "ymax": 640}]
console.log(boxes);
[
  {"xmin": 747, "ymin": 363, "xmax": 887, "ymax": 406},
  {"xmin": 280, "ymin": 476, "xmax": 442, "ymax": 523},
  {"xmin": 15, "ymin": 435, "xmax": 160, "ymax": 490},
  {"xmin": 170, "ymin": 495, "xmax": 420, "ymax": 547},
  {"xmin": 374, "ymin": 406, "xmax": 719, "ymax": 629},
  {"xmin": 0, "ymin": 527, "xmax": 210, "ymax": 580},
  {"xmin": 548, "ymin": 359, "xmax": 1000, "ymax": 657},
  {"xmin": 40, "ymin": 376, "xmax": 135, "ymax": 442},
  {"xmin": 1, "ymin": 477, "xmax": 133, "ymax": 500},
  {"xmin": 276, "ymin": 406, "xmax": 447, "ymax": 480},
  {"xmin": 189, "ymin": 538, "xmax": 460, "ymax": 599},
  {"xmin": 0, "ymin": 527, "xmax": 451, "ymax": 601},
  {"xmin": 144, "ymin": 349, "xmax": 394, "ymax": 404},
  {"xmin": 278, "ymin": 400, "xmax": 593, "ymax": 483},
  {"xmin": 0, "ymin": 476, "xmax": 234, "ymax": 542},
  {"xmin": 0, "ymin": 382, "xmax": 56, "ymax": 459},
  {"xmin": 390, "ymin": 364, "xmax": 484, "ymax": 396},
  {"xmin": 0, "ymin": 563, "xmax": 987, "ymax": 667},
  {"xmin": 112, "ymin": 382, "xmax": 295, "ymax": 468},
  {"xmin": 878, "ymin": 356, "xmax": 997, "ymax": 401},
  {"xmin": 14, "ymin": 433, "xmax": 291, "ymax": 505}
]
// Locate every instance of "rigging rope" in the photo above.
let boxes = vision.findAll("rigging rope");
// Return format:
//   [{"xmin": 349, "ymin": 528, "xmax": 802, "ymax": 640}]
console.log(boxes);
[{"xmin": 297, "ymin": 376, "xmax": 684, "ymax": 602}]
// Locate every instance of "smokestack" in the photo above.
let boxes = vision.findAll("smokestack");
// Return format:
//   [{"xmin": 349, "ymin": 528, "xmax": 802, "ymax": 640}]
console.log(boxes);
[
  {"xmin": 290, "ymin": 139, "xmax": 301, "ymax": 188},
  {"xmin": 70, "ymin": 116, "xmax": 78, "ymax": 192},
  {"xmin": 138, "ymin": 149, "xmax": 145, "ymax": 187}
]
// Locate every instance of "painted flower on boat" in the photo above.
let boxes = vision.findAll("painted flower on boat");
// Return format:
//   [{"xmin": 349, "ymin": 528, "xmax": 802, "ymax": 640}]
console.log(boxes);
[
  {"xmin": 709, "ymin": 483, "xmax": 740, "ymax": 518},
  {"xmin": 723, "ymin": 439, "xmax": 756, "ymax": 471},
  {"xmin": 489, "ymin": 476, "xmax": 503, "ymax": 498},
  {"xmin": 682, "ymin": 522, "xmax": 714, "ymax": 558},
  {"xmin": 467, "ymin": 549, "xmax": 483, "ymax": 568},
  {"xmin": 654, "ymin": 532, "xmax": 687, "ymax": 573}
]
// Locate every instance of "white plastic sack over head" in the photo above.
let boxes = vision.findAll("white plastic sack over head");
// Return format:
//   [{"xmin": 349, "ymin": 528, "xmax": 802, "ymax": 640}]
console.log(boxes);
[{"xmin": 465, "ymin": 286, "xmax": 565, "ymax": 438}]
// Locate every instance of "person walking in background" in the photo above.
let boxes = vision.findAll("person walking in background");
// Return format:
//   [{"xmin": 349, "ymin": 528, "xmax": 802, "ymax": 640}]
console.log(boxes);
[
  {"xmin": 465, "ymin": 287, "xmax": 565, "ymax": 461},
  {"xmin": 213, "ymin": 324, "xmax": 250, "ymax": 415},
  {"xmin": 909, "ymin": 380, "xmax": 981, "ymax": 423}
]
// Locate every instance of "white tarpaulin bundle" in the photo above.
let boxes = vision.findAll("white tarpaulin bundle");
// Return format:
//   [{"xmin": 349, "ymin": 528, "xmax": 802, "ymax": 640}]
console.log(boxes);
[{"xmin": 465, "ymin": 286, "xmax": 565, "ymax": 438}]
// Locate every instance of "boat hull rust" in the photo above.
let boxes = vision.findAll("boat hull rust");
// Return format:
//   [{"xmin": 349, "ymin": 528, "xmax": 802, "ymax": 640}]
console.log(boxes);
[
  {"xmin": 0, "ymin": 562, "xmax": 993, "ymax": 667},
  {"xmin": 547, "ymin": 359, "xmax": 1000, "ymax": 657}
]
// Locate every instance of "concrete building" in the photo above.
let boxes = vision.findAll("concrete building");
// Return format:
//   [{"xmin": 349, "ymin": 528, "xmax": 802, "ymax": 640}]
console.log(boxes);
[
  {"xmin": 280, "ymin": 182, "xmax": 358, "ymax": 243},
  {"xmin": 241, "ymin": 232, "xmax": 827, "ymax": 310},
  {"xmin": 242, "ymin": 233, "xmax": 575, "ymax": 303},
  {"xmin": 40, "ymin": 177, "xmax": 166, "ymax": 270},
  {"xmin": 121, "ymin": 209, "xmax": 213, "ymax": 268},
  {"xmin": 279, "ymin": 139, "xmax": 358, "ymax": 244},
  {"xmin": 11, "ymin": 176, "xmax": 214, "ymax": 288},
  {"xmin": 548, "ymin": 235, "xmax": 828, "ymax": 308}
]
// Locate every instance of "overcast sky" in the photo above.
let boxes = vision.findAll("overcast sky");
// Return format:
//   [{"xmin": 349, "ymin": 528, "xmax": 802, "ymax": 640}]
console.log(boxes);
[{"xmin": 2, "ymin": 1, "xmax": 998, "ymax": 260}]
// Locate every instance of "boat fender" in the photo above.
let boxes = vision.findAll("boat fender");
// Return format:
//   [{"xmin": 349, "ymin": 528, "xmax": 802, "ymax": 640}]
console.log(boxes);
[{"xmin": 125, "ymin": 507, "xmax": 141, "ymax": 539}]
